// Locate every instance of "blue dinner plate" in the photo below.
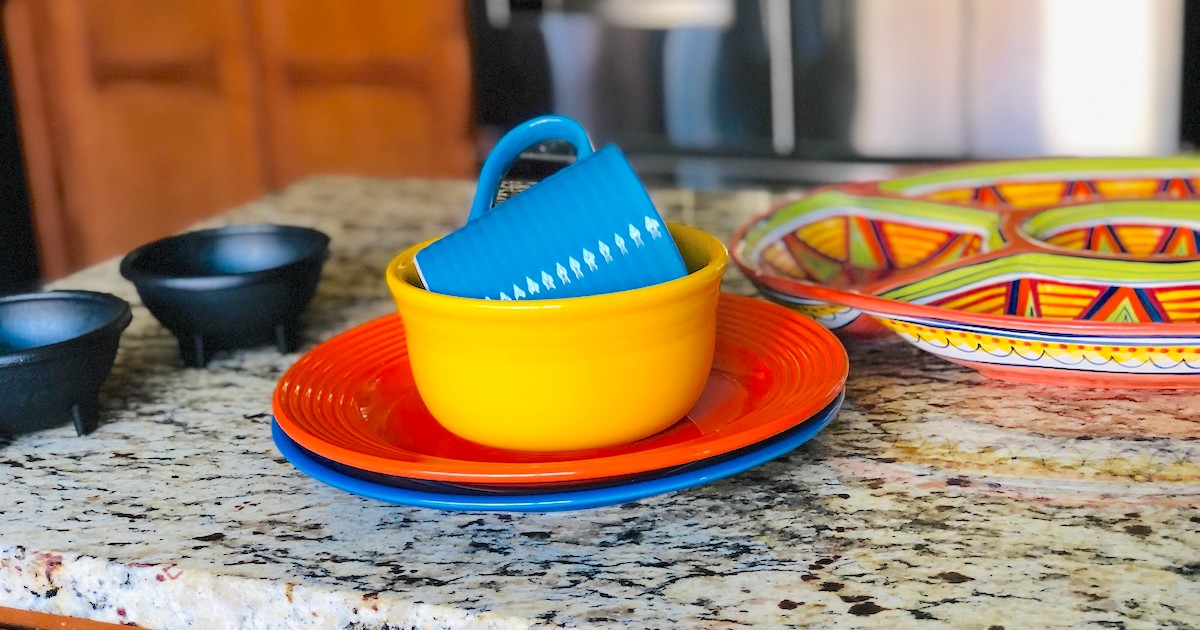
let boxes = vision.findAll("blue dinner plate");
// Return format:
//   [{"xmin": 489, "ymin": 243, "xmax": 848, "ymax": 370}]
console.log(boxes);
[{"xmin": 272, "ymin": 391, "xmax": 843, "ymax": 512}]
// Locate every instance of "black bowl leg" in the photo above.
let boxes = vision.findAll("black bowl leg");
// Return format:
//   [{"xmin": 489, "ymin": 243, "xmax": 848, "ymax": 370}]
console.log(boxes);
[
  {"xmin": 72, "ymin": 398, "xmax": 99, "ymax": 436},
  {"xmin": 275, "ymin": 320, "xmax": 302, "ymax": 354},
  {"xmin": 179, "ymin": 333, "xmax": 210, "ymax": 368}
]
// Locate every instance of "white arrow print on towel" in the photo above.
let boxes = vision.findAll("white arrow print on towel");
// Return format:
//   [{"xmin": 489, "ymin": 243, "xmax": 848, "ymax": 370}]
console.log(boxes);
[
  {"xmin": 629, "ymin": 224, "xmax": 644, "ymax": 247},
  {"xmin": 645, "ymin": 217, "xmax": 662, "ymax": 239},
  {"xmin": 489, "ymin": 216, "xmax": 668, "ymax": 299}
]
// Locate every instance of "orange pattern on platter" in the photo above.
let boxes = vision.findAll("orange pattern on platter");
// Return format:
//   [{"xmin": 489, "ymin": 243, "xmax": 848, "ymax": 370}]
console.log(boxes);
[
  {"xmin": 927, "ymin": 177, "xmax": 1198, "ymax": 209},
  {"xmin": 1043, "ymin": 224, "xmax": 1200, "ymax": 257},
  {"xmin": 923, "ymin": 278, "xmax": 1200, "ymax": 324}
]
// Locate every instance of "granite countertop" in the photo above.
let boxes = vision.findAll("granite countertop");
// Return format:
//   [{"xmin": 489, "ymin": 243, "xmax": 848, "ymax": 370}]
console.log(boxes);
[{"xmin": 1, "ymin": 178, "xmax": 1197, "ymax": 629}]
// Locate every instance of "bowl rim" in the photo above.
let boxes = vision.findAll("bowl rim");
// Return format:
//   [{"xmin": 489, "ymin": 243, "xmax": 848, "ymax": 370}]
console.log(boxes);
[
  {"xmin": 386, "ymin": 222, "xmax": 729, "ymax": 319},
  {"xmin": 877, "ymin": 156, "xmax": 1200, "ymax": 197},
  {"xmin": 1014, "ymin": 199, "xmax": 1200, "ymax": 259},
  {"xmin": 0, "ymin": 290, "xmax": 133, "ymax": 368},
  {"xmin": 120, "ymin": 224, "xmax": 331, "ymax": 290},
  {"xmin": 731, "ymin": 207, "xmax": 1200, "ymax": 337}
]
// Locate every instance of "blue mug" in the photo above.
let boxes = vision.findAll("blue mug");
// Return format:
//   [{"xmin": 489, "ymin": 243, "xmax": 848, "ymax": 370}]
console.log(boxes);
[{"xmin": 413, "ymin": 116, "xmax": 688, "ymax": 300}]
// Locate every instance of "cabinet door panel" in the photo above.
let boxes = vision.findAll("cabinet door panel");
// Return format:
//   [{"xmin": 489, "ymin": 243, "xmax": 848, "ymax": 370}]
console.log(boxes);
[
  {"xmin": 84, "ymin": 0, "xmax": 217, "ymax": 69},
  {"xmin": 273, "ymin": 0, "xmax": 458, "ymax": 61},
  {"xmin": 288, "ymin": 87, "xmax": 463, "ymax": 178},
  {"xmin": 89, "ymin": 84, "xmax": 263, "ymax": 254},
  {"xmin": 256, "ymin": 0, "xmax": 475, "ymax": 184}
]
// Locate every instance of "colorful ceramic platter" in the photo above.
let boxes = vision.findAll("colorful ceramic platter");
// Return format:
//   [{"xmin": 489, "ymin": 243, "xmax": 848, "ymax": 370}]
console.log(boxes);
[
  {"xmin": 272, "ymin": 294, "xmax": 848, "ymax": 484},
  {"xmin": 272, "ymin": 393, "xmax": 843, "ymax": 510},
  {"xmin": 731, "ymin": 157, "xmax": 1200, "ymax": 388}
]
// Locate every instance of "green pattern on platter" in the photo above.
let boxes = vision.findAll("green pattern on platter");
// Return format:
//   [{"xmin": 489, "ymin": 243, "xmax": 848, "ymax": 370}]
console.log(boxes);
[
  {"xmin": 1023, "ymin": 200, "xmax": 1200, "ymax": 234},
  {"xmin": 880, "ymin": 253, "xmax": 1200, "ymax": 324},
  {"xmin": 883, "ymin": 253, "xmax": 1200, "ymax": 301},
  {"xmin": 880, "ymin": 156, "xmax": 1200, "ymax": 195}
]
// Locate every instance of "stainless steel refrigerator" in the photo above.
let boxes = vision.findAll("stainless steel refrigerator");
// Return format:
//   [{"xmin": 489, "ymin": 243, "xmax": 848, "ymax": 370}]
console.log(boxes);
[{"xmin": 469, "ymin": 0, "xmax": 1193, "ymax": 187}]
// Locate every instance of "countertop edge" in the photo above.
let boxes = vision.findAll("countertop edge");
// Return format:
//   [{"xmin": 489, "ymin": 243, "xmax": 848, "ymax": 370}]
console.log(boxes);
[{"xmin": 0, "ymin": 545, "xmax": 541, "ymax": 630}]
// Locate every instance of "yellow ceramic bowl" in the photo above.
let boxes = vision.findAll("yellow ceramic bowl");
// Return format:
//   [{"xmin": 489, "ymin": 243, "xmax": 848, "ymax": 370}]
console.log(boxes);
[{"xmin": 385, "ymin": 222, "xmax": 728, "ymax": 452}]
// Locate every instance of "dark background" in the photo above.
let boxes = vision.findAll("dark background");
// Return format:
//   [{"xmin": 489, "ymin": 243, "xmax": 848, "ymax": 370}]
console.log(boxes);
[
  {"xmin": 1182, "ymin": 2, "xmax": 1200, "ymax": 153},
  {"xmin": 0, "ymin": 26, "xmax": 38, "ymax": 295},
  {"xmin": 3, "ymin": 5, "xmax": 1200, "ymax": 294}
]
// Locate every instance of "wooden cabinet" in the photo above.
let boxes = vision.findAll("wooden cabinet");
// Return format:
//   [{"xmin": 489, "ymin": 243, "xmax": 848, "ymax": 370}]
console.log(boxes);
[
  {"xmin": 5, "ymin": 0, "xmax": 474, "ymax": 279},
  {"xmin": 5, "ymin": 0, "xmax": 265, "ymax": 279},
  {"xmin": 0, "ymin": 604, "xmax": 134, "ymax": 629},
  {"xmin": 257, "ymin": 1, "xmax": 474, "ymax": 183}
]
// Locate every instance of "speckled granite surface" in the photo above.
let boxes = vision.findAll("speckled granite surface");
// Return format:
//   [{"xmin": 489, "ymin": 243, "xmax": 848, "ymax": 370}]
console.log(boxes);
[{"xmin": 1, "ymin": 178, "xmax": 1198, "ymax": 629}]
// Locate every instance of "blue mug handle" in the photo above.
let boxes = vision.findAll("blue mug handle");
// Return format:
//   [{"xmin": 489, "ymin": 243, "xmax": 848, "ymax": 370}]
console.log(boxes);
[{"xmin": 467, "ymin": 115, "xmax": 595, "ymax": 222}]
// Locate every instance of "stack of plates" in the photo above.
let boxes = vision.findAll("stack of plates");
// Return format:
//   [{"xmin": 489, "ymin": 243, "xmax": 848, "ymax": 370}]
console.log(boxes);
[{"xmin": 271, "ymin": 295, "xmax": 849, "ymax": 512}]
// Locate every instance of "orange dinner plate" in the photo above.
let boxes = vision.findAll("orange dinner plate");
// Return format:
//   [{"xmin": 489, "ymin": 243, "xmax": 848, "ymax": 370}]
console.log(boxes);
[{"xmin": 272, "ymin": 294, "xmax": 848, "ymax": 484}]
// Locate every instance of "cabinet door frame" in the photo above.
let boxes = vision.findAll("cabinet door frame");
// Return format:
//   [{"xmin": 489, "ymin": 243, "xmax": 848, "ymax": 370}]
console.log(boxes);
[
  {"xmin": 5, "ymin": 0, "xmax": 71, "ymax": 278},
  {"xmin": 3, "ymin": 0, "xmax": 269, "ymax": 279}
]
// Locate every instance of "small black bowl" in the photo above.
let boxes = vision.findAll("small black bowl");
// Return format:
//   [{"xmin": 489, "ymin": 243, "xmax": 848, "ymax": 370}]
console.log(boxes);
[
  {"xmin": 120, "ymin": 224, "xmax": 331, "ymax": 368},
  {"xmin": 0, "ymin": 291, "xmax": 132, "ymax": 435}
]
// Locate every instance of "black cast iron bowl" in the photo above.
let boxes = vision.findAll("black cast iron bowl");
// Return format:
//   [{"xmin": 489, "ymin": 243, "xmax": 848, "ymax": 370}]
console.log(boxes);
[
  {"xmin": 0, "ymin": 291, "xmax": 132, "ymax": 435},
  {"xmin": 120, "ymin": 224, "xmax": 331, "ymax": 368}
]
